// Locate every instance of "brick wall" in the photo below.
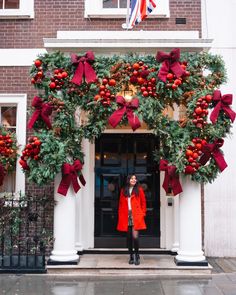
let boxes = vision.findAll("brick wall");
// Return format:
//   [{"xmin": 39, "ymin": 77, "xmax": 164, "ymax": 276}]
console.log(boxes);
[{"xmin": 0, "ymin": 0, "xmax": 201, "ymax": 48}]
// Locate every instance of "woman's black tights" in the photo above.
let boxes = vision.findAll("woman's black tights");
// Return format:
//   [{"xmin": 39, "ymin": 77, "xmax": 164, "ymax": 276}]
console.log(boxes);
[{"xmin": 127, "ymin": 226, "xmax": 139, "ymax": 255}]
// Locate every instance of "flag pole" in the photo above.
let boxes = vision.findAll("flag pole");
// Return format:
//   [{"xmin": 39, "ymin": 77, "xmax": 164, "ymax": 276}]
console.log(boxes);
[{"xmin": 125, "ymin": 0, "xmax": 130, "ymax": 30}]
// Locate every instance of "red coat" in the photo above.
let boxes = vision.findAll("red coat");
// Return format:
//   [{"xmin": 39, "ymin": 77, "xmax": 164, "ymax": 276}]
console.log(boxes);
[{"xmin": 117, "ymin": 186, "xmax": 147, "ymax": 232}]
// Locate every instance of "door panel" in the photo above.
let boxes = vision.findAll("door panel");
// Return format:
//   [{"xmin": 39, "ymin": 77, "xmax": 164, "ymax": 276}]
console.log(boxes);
[{"xmin": 95, "ymin": 134, "xmax": 160, "ymax": 248}]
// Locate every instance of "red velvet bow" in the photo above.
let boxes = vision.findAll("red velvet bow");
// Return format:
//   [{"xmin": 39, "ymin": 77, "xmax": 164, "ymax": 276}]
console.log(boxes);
[
  {"xmin": 71, "ymin": 51, "xmax": 97, "ymax": 85},
  {"xmin": 156, "ymin": 48, "xmax": 185, "ymax": 82},
  {"xmin": 199, "ymin": 138, "xmax": 227, "ymax": 172},
  {"xmin": 159, "ymin": 159, "xmax": 183, "ymax": 196},
  {"xmin": 57, "ymin": 160, "xmax": 86, "ymax": 196},
  {"xmin": 108, "ymin": 96, "xmax": 141, "ymax": 131},
  {"xmin": 27, "ymin": 96, "xmax": 53, "ymax": 129},
  {"xmin": 0, "ymin": 163, "xmax": 6, "ymax": 186},
  {"xmin": 210, "ymin": 90, "xmax": 236, "ymax": 124}
]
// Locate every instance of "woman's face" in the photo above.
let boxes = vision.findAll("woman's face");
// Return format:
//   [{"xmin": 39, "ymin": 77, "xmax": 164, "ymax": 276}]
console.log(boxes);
[{"xmin": 129, "ymin": 175, "xmax": 137, "ymax": 187}]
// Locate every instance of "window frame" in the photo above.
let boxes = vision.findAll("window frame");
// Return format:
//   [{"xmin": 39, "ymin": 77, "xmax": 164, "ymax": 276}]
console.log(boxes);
[
  {"xmin": 84, "ymin": 0, "xmax": 169, "ymax": 18},
  {"xmin": 0, "ymin": 94, "xmax": 27, "ymax": 196},
  {"xmin": 0, "ymin": 0, "xmax": 34, "ymax": 19}
]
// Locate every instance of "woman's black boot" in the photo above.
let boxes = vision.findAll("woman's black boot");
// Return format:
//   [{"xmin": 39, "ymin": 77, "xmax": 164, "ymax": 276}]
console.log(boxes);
[
  {"xmin": 129, "ymin": 253, "xmax": 134, "ymax": 264},
  {"xmin": 134, "ymin": 253, "xmax": 140, "ymax": 265}
]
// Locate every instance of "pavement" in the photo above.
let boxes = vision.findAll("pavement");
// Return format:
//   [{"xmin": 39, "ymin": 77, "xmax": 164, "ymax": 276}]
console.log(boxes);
[
  {"xmin": 1, "ymin": 272, "xmax": 236, "ymax": 295},
  {"xmin": 1, "ymin": 257, "xmax": 236, "ymax": 294}
]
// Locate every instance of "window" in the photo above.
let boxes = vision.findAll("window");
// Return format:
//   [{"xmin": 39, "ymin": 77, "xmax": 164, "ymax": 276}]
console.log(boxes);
[
  {"xmin": 85, "ymin": 0, "xmax": 169, "ymax": 18},
  {"xmin": 0, "ymin": 0, "xmax": 34, "ymax": 18},
  {"xmin": 0, "ymin": 94, "xmax": 27, "ymax": 196}
]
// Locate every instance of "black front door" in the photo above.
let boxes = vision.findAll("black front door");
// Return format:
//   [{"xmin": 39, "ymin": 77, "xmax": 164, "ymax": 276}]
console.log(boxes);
[{"xmin": 95, "ymin": 134, "xmax": 160, "ymax": 248}]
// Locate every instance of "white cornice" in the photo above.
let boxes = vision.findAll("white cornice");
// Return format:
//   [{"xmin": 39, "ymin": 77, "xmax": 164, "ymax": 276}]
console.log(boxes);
[
  {"xmin": 0, "ymin": 49, "xmax": 47, "ymax": 66},
  {"xmin": 43, "ymin": 31, "xmax": 213, "ymax": 54}
]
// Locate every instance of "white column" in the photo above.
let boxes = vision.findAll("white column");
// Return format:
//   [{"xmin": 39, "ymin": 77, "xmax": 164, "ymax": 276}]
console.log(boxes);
[
  {"xmin": 49, "ymin": 174, "xmax": 79, "ymax": 263},
  {"xmin": 175, "ymin": 176, "xmax": 207, "ymax": 265},
  {"xmin": 171, "ymin": 195, "xmax": 180, "ymax": 253}
]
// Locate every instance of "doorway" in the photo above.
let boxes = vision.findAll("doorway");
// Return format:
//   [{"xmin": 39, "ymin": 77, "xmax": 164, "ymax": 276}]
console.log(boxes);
[{"xmin": 94, "ymin": 133, "xmax": 160, "ymax": 248}]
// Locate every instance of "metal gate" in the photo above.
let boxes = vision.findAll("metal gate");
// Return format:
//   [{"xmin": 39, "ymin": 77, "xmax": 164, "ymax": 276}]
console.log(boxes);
[{"xmin": 0, "ymin": 193, "xmax": 53, "ymax": 273}]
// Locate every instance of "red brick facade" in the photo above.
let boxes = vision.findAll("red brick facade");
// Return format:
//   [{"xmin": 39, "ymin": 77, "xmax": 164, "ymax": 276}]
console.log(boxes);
[{"xmin": 0, "ymin": 0, "xmax": 201, "ymax": 48}]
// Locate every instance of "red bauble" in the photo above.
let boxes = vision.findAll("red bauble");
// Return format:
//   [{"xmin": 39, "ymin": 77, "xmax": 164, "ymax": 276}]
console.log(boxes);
[
  {"xmin": 108, "ymin": 79, "xmax": 116, "ymax": 86},
  {"xmin": 34, "ymin": 59, "xmax": 42, "ymax": 67}
]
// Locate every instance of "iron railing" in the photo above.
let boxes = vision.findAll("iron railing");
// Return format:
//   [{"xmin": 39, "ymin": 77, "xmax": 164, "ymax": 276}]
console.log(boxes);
[{"xmin": 0, "ymin": 194, "xmax": 53, "ymax": 273}]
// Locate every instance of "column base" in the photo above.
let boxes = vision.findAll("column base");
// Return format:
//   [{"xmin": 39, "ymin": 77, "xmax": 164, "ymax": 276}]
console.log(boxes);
[
  {"xmin": 47, "ymin": 258, "xmax": 79, "ymax": 265},
  {"xmin": 174, "ymin": 257, "xmax": 208, "ymax": 266},
  {"xmin": 48, "ymin": 251, "xmax": 79, "ymax": 265}
]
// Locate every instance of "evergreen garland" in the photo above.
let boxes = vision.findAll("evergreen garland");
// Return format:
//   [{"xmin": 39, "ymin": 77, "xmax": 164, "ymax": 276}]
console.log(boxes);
[{"xmin": 20, "ymin": 49, "xmax": 234, "ymax": 187}]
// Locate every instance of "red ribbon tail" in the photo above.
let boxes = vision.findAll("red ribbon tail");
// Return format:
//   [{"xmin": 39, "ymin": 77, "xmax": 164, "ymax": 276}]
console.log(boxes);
[
  {"xmin": 210, "ymin": 103, "xmax": 221, "ymax": 124},
  {"xmin": 223, "ymin": 106, "xmax": 236, "ymax": 123},
  {"xmin": 158, "ymin": 61, "xmax": 169, "ymax": 82},
  {"xmin": 27, "ymin": 110, "xmax": 40, "ymax": 129},
  {"xmin": 213, "ymin": 150, "xmax": 228, "ymax": 172},
  {"xmin": 162, "ymin": 171, "xmax": 169, "ymax": 194},
  {"xmin": 84, "ymin": 62, "xmax": 97, "ymax": 83},
  {"xmin": 71, "ymin": 62, "xmax": 84, "ymax": 85},
  {"xmin": 199, "ymin": 153, "xmax": 211, "ymax": 166},
  {"xmin": 57, "ymin": 175, "xmax": 70, "ymax": 196},
  {"xmin": 71, "ymin": 173, "xmax": 81, "ymax": 194},
  {"xmin": 126, "ymin": 110, "xmax": 141, "ymax": 131},
  {"xmin": 79, "ymin": 174, "xmax": 86, "ymax": 186},
  {"xmin": 170, "ymin": 176, "xmax": 183, "ymax": 196},
  {"xmin": 170, "ymin": 62, "xmax": 185, "ymax": 78},
  {"xmin": 108, "ymin": 108, "xmax": 126, "ymax": 128}
]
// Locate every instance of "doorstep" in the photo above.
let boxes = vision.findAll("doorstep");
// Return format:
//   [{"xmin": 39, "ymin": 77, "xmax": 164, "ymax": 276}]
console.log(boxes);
[{"xmin": 47, "ymin": 254, "xmax": 213, "ymax": 277}]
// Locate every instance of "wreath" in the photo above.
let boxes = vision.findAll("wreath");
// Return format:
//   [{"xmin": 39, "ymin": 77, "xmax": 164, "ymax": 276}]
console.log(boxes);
[
  {"xmin": 0, "ymin": 126, "xmax": 18, "ymax": 186},
  {"xmin": 20, "ymin": 48, "xmax": 235, "ymax": 196}
]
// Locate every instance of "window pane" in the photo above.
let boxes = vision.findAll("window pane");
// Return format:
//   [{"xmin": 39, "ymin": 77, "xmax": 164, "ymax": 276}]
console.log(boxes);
[
  {"xmin": 0, "ymin": 1, "xmax": 3, "ymax": 9},
  {"xmin": 0, "ymin": 172, "xmax": 16, "ymax": 194},
  {"xmin": 5, "ymin": 0, "xmax": 20, "ymax": 9},
  {"xmin": 120, "ymin": 0, "xmax": 127, "ymax": 8},
  {"xmin": 1, "ymin": 107, "xmax": 17, "ymax": 127},
  {"xmin": 103, "ymin": 0, "xmax": 118, "ymax": 8}
]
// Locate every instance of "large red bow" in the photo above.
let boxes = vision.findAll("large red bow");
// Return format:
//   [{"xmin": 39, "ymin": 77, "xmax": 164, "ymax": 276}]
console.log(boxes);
[
  {"xmin": 159, "ymin": 159, "xmax": 183, "ymax": 196},
  {"xmin": 156, "ymin": 48, "xmax": 185, "ymax": 82},
  {"xmin": 71, "ymin": 51, "xmax": 97, "ymax": 85},
  {"xmin": 199, "ymin": 138, "xmax": 227, "ymax": 172},
  {"xmin": 108, "ymin": 96, "xmax": 141, "ymax": 131},
  {"xmin": 210, "ymin": 90, "xmax": 236, "ymax": 124},
  {"xmin": 27, "ymin": 96, "xmax": 53, "ymax": 129},
  {"xmin": 57, "ymin": 160, "xmax": 86, "ymax": 196}
]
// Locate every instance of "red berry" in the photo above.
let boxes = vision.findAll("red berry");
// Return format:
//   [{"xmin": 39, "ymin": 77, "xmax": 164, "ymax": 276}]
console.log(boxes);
[
  {"xmin": 167, "ymin": 73, "xmax": 174, "ymax": 80},
  {"xmin": 205, "ymin": 95, "xmax": 212, "ymax": 103},
  {"xmin": 34, "ymin": 60, "xmax": 42, "ymax": 67},
  {"xmin": 61, "ymin": 71, "xmax": 68, "ymax": 78},
  {"xmin": 195, "ymin": 107, "xmax": 203, "ymax": 115},
  {"xmin": 132, "ymin": 63, "xmax": 140, "ymax": 70},
  {"xmin": 102, "ymin": 78, "xmax": 108, "ymax": 85},
  {"xmin": 49, "ymin": 82, "xmax": 56, "ymax": 89},
  {"xmin": 108, "ymin": 79, "xmax": 116, "ymax": 86},
  {"xmin": 174, "ymin": 79, "xmax": 182, "ymax": 86}
]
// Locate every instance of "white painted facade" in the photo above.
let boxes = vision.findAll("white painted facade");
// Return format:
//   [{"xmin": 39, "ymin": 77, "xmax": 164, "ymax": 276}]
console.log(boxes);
[
  {"xmin": 1, "ymin": 2, "xmax": 236, "ymax": 258},
  {"xmin": 202, "ymin": 0, "xmax": 236, "ymax": 257}
]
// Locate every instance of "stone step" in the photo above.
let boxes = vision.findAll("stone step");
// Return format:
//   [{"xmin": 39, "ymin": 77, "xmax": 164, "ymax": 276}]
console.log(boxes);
[{"xmin": 47, "ymin": 254, "xmax": 212, "ymax": 277}]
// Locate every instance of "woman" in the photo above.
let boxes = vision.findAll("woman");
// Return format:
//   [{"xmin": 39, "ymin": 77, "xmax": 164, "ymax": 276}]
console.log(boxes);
[{"xmin": 117, "ymin": 175, "xmax": 147, "ymax": 265}]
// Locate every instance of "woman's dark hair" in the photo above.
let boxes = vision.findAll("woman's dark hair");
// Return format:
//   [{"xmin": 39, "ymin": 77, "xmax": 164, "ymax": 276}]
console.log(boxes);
[{"xmin": 123, "ymin": 174, "xmax": 139, "ymax": 197}]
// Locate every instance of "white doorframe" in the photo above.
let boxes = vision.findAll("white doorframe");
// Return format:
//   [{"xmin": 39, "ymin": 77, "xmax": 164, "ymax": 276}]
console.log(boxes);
[{"xmin": 75, "ymin": 128, "xmax": 173, "ymax": 250}]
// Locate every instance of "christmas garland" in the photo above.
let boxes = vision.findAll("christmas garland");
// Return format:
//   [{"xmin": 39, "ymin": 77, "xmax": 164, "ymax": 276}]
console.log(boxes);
[{"xmin": 19, "ymin": 49, "xmax": 235, "ymax": 195}]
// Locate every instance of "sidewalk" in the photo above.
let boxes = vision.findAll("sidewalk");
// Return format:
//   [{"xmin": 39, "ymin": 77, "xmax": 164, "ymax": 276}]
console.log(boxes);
[{"xmin": 1, "ymin": 271, "xmax": 236, "ymax": 295}]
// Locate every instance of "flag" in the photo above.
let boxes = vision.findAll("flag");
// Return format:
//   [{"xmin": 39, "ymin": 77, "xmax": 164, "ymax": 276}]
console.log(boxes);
[{"xmin": 128, "ymin": 0, "xmax": 157, "ymax": 28}]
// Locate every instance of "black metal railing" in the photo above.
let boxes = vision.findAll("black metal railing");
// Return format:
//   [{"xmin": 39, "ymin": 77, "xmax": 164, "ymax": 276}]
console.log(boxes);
[{"xmin": 0, "ymin": 194, "xmax": 54, "ymax": 273}]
